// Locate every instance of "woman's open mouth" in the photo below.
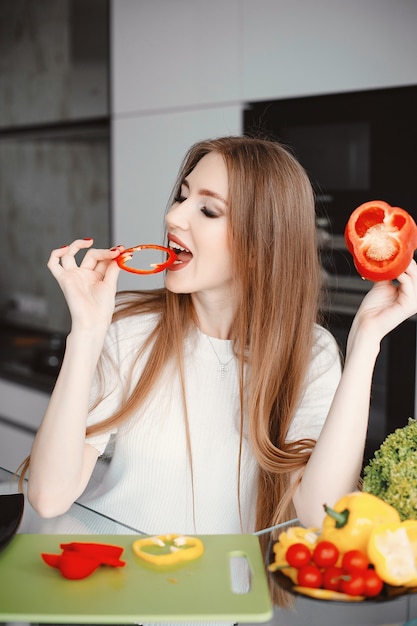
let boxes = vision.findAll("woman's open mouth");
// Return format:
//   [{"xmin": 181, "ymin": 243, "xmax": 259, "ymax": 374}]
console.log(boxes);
[{"xmin": 168, "ymin": 236, "xmax": 193, "ymax": 267}]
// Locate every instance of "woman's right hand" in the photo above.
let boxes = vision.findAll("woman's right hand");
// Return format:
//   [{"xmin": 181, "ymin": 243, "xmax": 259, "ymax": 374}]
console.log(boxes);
[{"xmin": 47, "ymin": 239, "xmax": 123, "ymax": 332}]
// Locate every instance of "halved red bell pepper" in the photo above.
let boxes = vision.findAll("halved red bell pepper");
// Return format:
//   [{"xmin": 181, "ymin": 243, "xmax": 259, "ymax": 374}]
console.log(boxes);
[{"xmin": 344, "ymin": 200, "xmax": 417, "ymax": 281}]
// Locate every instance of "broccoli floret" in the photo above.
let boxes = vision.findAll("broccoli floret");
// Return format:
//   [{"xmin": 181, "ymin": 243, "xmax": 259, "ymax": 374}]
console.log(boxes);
[{"xmin": 362, "ymin": 418, "xmax": 417, "ymax": 520}]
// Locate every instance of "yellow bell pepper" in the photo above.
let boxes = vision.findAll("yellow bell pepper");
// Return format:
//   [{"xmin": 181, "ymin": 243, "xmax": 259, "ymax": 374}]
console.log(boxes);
[
  {"xmin": 132, "ymin": 534, "xmax": 204, "ymax": 567},
  {"xmin": 368, "ymin": 520, "xmax": 417, "ymax": 586},
  {"xmin": 321, "ymin": 492, "xmax": 400, "ymax": 553}
]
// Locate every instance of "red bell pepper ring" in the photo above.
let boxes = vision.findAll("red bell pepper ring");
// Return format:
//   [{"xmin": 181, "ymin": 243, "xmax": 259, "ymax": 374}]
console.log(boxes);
[
  {"xmin": 41, "ymin": 541, "xmax": 126, "ymax": 580},
  {"xmin": 116, "ymin": 244, "xmax": 177, "ymax": 275},
  {"xmin": 345, "ymin": 200, "xmax": 417, "ymax": 281}
]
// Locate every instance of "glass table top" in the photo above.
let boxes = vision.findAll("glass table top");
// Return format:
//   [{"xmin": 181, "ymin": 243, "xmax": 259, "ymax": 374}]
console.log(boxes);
[{"xmin": 0, "ymin": 464, "xmax": 146, "ymax": 536}]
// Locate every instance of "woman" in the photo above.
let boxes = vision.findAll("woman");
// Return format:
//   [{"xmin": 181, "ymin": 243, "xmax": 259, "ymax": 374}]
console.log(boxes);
[{"xmin": 25, "ymin": 136, "xmax": 417, "ymax": 543}]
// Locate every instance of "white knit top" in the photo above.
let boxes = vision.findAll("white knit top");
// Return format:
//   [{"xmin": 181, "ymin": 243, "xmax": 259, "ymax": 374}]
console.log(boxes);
[{"xmin": 81, "ymin": 312, "xmax": 341, "ymax": 535}]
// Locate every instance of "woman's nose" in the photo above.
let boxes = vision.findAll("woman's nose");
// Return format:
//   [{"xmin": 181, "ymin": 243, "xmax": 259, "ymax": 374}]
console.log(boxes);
[{"xmin": 165, "ymin": 201, "xmax": 190, "ymax": 230}]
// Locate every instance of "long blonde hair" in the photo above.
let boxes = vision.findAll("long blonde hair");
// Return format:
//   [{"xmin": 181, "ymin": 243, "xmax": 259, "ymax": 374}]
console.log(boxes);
[{"xmin": 23, "ymin": 135, "xmax": 323, "ymax": 555}]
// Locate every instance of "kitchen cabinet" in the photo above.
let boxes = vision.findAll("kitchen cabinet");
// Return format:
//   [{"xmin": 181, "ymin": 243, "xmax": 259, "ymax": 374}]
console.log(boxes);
[
  {"xmin": 0, "ymin": 378, "xmax": 49, "ymax": 472},
  {"xmin": 0, "ymin": 420, "xmax": 36, "ymax": 474},
  {"xmin": 0, "ymin": 0, "xmax": 111, "ymax": 334},
  {"xmin": 0, "ymin": 0, "xmax": 109, "ymax": 127}
]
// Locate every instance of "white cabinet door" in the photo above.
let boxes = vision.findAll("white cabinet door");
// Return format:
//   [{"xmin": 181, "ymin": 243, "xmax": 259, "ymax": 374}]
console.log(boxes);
[
  {"xmin": 0, "ymin": 379, "xmax": 49, "ymax": 431},
  {"xmin": 111, "ymin": 0, "xmax": 240, "ymax": 115},
  {"xmin": 0, "ymin": 379, "xmax": 49, "ymax": 472},
  {"xmin": 240, "ymin": 0, "xmax": 417, "ymax": 102},
  {"xmin": 0, "ymin": 420, "xmax": 35, "ymax": 474}
]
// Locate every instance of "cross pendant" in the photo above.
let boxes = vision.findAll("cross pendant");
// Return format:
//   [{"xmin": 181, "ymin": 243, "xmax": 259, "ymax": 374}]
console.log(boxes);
[{"xmin": 217, "ymin": 363, "xmax": 229, "ymax": 379}]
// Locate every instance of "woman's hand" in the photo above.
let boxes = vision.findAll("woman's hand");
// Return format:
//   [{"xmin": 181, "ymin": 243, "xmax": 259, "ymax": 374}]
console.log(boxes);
[
  {"xmin": 349, "ymin": 260, "xmax": 417, "ymax": 347},
  {"xmin": 47, "ymin": 239, "xmax": 123, "ymax": 332}
]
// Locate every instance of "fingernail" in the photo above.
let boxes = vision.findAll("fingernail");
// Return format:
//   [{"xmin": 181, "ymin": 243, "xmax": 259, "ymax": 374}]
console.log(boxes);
[
  {"xmin": 60, "ymin": 244, "xmax": 68, "ymax": 248},
  {"xmin": 84, "ymin": 237, "xmax": 93, "ymax": 241},
  {"xmin": 110, "ymin": 247, "xmax": 118, "ymax": 251}
]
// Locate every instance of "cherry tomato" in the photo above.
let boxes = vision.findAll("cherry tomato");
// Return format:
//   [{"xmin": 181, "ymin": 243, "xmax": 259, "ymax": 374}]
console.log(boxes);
[
  {"xmin": 322, "ymin": 566, "xmax": 343, "ymax": 592},
  {"xmin": 285, "ymin": 543, "xmax": 311, "ymax": 568},
  {"xmin": 340, "ymin": 573, "xmax": 366, "ymax": 596},
  {"xmin": 363, "ymin": 569, "xmax": 384, "ymax": 597},
  {"xmin": 297, "ymin": 564, "xmax": 323, "ymax": 588},
  {"xmin": 312, "ymin": 541, "xmax": 339, "ymax": 568},
  {"xmin": 341, "ymin": 550, "xmax": 370, "ymax": 573}
]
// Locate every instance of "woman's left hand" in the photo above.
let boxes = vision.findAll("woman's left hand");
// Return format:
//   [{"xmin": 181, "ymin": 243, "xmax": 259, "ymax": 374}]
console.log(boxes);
[{"xmin": 353, "ymin": 260, "xmax": 417, "ymax": 341}]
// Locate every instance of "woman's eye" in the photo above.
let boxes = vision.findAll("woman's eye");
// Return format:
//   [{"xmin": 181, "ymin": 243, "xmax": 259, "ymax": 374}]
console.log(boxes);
[
  {"xmin": 201, "ymin": 207, "xmax": 218, "ymax": 218},
  {"xmin": 174, "ymin": 194, "xmax": 187, "ymax": 203}
]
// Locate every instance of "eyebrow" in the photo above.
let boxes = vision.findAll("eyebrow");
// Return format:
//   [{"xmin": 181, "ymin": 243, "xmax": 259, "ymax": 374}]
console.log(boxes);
[{"xmin": 182, "ymin": 179, "xmax": 228, "ymax": 205}]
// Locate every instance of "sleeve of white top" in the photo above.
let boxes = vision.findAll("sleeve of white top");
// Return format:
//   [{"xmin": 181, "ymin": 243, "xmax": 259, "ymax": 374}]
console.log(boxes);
[
  {"xmin": 84, "ymin": 311, "xmax": 159, "ymax": 455},
  {"xmin": 84, "ymin": 322, "xmax": 122, "ymax": 455}
]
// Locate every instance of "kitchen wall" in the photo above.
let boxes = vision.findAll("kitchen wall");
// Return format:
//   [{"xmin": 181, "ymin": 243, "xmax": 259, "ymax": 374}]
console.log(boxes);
[{"xmin": 111, "ymin": 0, "xmax": 417, "ymax": 292}]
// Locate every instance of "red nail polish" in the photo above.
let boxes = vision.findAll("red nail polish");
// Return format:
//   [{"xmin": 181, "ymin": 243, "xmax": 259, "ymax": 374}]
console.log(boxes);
[
  {"xmin": 60, "ymin": 244, "xmax": 68, "ymax": 248},
  {"xmin": 110, "ymin": 247, "xmax": 117, "ymax": 251},
  {"xmin": 84, "ymin": 237, "xmax": 93, "ymax": 241}
]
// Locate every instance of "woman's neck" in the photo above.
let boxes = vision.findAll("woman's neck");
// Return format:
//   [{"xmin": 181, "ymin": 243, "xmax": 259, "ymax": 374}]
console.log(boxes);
[{"xmin": 191, "ymin": 293, "xmax": 234, "ymax": 339}]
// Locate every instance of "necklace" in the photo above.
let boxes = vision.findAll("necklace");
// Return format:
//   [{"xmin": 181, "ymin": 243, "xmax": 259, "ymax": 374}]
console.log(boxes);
[{"xmin": 206, "ymin": 336, "xmax": 234, "ymax": 379}]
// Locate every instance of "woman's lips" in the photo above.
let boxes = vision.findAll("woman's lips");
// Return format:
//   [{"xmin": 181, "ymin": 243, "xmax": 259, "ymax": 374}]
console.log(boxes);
[{"xmin": 167, "ymin": 234, "xmax": 192, "ymax": 270}]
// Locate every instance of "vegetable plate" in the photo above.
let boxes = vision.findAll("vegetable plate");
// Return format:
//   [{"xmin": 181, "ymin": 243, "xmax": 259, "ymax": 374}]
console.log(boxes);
[{"xmin": 267, "ymin": 535, "xmax": 417, "ymax": 604}]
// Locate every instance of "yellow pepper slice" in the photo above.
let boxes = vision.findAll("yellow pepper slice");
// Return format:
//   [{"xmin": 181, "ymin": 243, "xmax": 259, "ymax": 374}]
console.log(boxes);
[
  {"xmin": 132, "ymin": 534, "xmax": 204, "ymax": 566},
  {"xmin": 268, "ymin": 526, "xmax": 319, "ymax": 583},
  {"xmin": 368, "ymin": 521, "xmax": 417, "ymax": 587},
  {"xmin": 293, "ymin": 586, "xmax": 365, "ymax": 602},
  {"xmin": 274, "ymin": 526, "xmax": 319, "ymax": 551}
]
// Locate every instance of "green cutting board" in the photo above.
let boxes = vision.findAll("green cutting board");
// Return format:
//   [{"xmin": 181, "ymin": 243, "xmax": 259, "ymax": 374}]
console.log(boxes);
[{"xmin": 0, "ymin": 533, "xmax": 273, "ymax": 623}]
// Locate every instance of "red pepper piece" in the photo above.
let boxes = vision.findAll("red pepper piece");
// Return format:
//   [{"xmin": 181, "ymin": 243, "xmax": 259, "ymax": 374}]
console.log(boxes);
[
  {"xmin": 41, "ymin": 542, "xmax": 126, "ymax": 579},
  {"xmin": 60, "ymin": 542, "xmax": 124, "ymax": 564},
  {"xmin": 41, "ymin": 553, "xmax": 61, "ymax": 568},
  {"xmin": 345, "ymin": 200, "xmax": 417, "ymax": 281},
  {"xmin": 41, "ymin": 552, "xmax": 101, "ymax": 579},
  {"xmin": 57, "ymin": 552, "xmax": 101, "ymax": 580}
]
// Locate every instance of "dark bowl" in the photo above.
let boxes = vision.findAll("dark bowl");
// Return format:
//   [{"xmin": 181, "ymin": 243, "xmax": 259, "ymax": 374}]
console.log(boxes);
[{"xmin": 0, "ymin": 493, "xmax": 24, "ymax": 551}]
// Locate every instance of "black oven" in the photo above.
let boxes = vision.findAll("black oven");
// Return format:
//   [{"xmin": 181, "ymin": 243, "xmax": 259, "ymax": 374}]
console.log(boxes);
[{"xmin": 244, "ymin": 85, "xmax": 417, "ymax": 464}]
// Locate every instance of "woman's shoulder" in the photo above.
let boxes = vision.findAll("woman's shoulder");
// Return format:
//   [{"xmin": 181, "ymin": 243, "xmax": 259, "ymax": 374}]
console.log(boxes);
[
  {"xmin": 313, "ymin": 322, "xmax": 339, "ymax": 350},
  {"xmin": 310, "ymin": 323, "xmax": 342, "ymax": 375}
]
